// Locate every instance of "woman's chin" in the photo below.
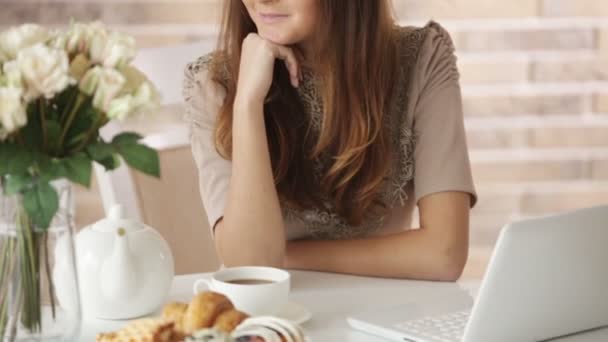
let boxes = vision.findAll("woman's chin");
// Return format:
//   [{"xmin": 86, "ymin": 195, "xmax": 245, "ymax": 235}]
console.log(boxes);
[{"xmin": 259, "ymin": 31, "xmax": 296, "ymax": 46}]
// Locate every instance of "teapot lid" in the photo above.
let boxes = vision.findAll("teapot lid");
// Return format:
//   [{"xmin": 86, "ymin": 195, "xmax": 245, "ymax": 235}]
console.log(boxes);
[{"xmin": 92, "ymin": 204, "xmax": 145, "ymax": 233}]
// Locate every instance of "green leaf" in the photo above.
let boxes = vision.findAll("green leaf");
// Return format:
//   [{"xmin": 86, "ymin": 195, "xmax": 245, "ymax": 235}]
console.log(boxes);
[
  {"xmin": 0, "ymin": 144, "xmax": 34, "ymax": 175},
  {"xmin": 22, "ymin": 182, "xmax": 59, "ymax": 230},
  {"xmin": 112, "ymin": 132, "xmax": 143, "ymax": 146},
  {"xmin": 97, "ymin": 154, "xmax": 121, "ymax": 171},
  {"xmin": 36, "ymin": 155, "xmax": 67, "ymax": 183},
  {"xmin": 62, "ymin": 154, "xmax": 92, "ymax": 187},
  {"xmin": 86, "ymin": 142, "xmax": 115, "ymax": 161},
  {"xmin": 87, "ymin": 142, "xmax": 120, "ymax": 171},
  {"xmin": 116, "ymin": 143, "xmax": 160, "ymax": 177},
  {"xmin": 4, "ymin": 173, "xmax": 33, "ymax": 195}
]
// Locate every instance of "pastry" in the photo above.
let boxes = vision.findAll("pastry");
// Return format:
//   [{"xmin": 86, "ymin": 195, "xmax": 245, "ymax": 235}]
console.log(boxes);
[
  {"xmin": 182, "ymin": 292, "xmax": 235, "ymax": 334},
  {"xmin": 162, "ymin": 302, "xmax": 189, "ymax": 333},
  {"xmin": 98, "ymin": 291, "xmax": 306, "ymax": 342},
  {"xmin": 163, "ymin": 302, "xmax": 189, "ymax": 322},
  {"xmin": 213, "ymin": 309, "xmax": 249, "ymax": 333},
  {"xmin": 96, "ymin": 318, "xmax": 176, "ymax": 342},
  {"xmin": 232, "ymin": 317, "xmax": 306, "ymax": 342},
  {"xmin": 185, "ymin": 328, "xmax": 235, "ymax": 342}
]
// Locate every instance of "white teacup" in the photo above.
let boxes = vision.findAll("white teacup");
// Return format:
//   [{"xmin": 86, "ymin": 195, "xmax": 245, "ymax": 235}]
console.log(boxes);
[{"xmin": 193, "ymin": 266, "xmax": 290, "ymax": 316}]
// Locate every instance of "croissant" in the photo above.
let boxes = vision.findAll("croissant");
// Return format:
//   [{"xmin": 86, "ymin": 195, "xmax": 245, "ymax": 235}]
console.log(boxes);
[{"xmin": 165, "ymin": 292, "xmax": 249, "ymax": 336}]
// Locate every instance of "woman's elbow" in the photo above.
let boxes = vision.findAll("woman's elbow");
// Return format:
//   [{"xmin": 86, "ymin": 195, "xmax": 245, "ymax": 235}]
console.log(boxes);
[
  {"xmin": 419, "ymin": 231, "xmax": 468, "ymax": 282},
  {"xmin": 435, "ymin": 242, "xmax": 468, "ymax": 282}
]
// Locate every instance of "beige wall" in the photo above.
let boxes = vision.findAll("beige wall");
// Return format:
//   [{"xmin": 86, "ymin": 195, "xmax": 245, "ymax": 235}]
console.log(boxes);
[{"xmin": 4, "ymin": 0, "xmax": 608, "ymax": 277}]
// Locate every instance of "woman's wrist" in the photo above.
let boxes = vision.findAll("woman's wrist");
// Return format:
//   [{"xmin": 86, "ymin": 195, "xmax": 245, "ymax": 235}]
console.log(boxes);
[
  {"xmin": 234, "ymin": 91, "xmax": 264, "ymax": 111},
  {"xmin": 233, "ymin": 97, "xmax": 264, "ymax": 121}
]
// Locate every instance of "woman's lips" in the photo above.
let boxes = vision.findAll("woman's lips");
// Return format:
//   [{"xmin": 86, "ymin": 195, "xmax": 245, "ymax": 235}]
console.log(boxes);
[{"xmin": 258, "ymin": 13, "xmax": 289, "ymax": 24}]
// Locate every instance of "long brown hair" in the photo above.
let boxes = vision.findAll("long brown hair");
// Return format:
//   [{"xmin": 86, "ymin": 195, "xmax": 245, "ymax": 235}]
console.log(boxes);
[{"xmin": 210, "ymin": 0, "xmax": 399, "ymax": 225}]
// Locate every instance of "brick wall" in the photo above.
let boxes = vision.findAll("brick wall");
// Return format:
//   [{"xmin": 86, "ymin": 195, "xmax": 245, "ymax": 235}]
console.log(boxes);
[{"xmin": 3, "ymin": 0, "xmax": 608, "ymax": 276}]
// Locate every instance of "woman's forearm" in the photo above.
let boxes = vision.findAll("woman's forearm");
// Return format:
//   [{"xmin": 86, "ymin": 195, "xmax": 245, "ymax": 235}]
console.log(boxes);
[
  {"xmin": 215, "ymin": 98, "xmax": 286, "ymax": 267},
  {"xmin": 284, "ymin": 228, "xmax": 468, "ymax": 281}
]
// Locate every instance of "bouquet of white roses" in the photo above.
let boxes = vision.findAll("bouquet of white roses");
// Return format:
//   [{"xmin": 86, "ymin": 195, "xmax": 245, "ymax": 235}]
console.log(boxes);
[{"xmin": 0, "ymin": 21, "xmax": 161, "ymax": 338}]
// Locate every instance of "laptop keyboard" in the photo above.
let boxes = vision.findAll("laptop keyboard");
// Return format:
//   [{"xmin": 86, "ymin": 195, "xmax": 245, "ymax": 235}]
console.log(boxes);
[{"xmin": 394, "ymin": 310, "xmax": 470, "ymax": 342}]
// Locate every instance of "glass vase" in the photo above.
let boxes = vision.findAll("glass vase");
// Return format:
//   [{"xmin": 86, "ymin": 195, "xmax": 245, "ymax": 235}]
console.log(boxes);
[{"xmin": 0, "ymin": 180, "xmax": 81, "ymax": 342}]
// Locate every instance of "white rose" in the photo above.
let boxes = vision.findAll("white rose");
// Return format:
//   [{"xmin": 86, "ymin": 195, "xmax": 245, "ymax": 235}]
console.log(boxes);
[
  {"xmin": 89, "ymin": 31, "xmax": 136, "ymax": 68},
  {"xmin": 17, "ymin": 43, "xmax": 74, "ymax": 101},
  {"xmin": 92, "ymin": 67, "xmax": 126, "ymax": 112},
  {"xmin": 0, "ymin": 24, "xmax": 49, "ymax": 61},
  {"xmin": 48, "ymin": 28, "xmax": 67, "ymax": 51},
  {"xmin": 0, "ymin": 87, "xmax": 27, "ymax": 134},
  {"xmin": 79, "ymin": 66, "xmax": 102, "ymax": 95},
  {"xmin": 106, "ymin": 94, "xmax": 133, "ymax": 121},
  {"xmin": 131, "ymin": 82, "xmax": 160, "ymax": 113},
  {"xmin": 2, "ymin": 60, "xmax": 23, "ymax": 88},
  {"xmin": 117, "ymin": 65, "xmax": 161, "ymax": 114},
  {"xmin": 59, "ymin": 21, "xmax": 107, "ymax": 55}
]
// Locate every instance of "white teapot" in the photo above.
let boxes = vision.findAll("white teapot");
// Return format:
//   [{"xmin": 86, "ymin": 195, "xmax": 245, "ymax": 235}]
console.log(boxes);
[{"xmin": 55, "ymin": 204, "xmax": 174, "ymax": 319}]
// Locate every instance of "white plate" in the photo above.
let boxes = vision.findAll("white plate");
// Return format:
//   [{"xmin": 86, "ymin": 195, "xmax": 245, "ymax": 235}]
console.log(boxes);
[{"xmin": 277, "ymin": 301, "xmax": 312, "ymax": 325}]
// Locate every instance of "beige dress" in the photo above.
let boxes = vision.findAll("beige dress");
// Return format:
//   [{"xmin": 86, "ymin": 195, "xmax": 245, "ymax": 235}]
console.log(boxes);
[{"xmin": 183, "ymin": 21, "xmax": 477, "ymax": 241}]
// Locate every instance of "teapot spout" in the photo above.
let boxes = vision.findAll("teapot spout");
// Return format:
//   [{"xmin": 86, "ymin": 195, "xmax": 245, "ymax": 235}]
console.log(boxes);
[{"xmin": 100, "ymin": 227, "xmax": 138, "ymax": 301}]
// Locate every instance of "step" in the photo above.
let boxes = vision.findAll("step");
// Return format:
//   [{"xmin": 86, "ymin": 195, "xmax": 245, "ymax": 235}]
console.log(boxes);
[
  {"xmin": 470, "ymin": 148, "xmax": 608, "ymax": 183},
  {"xmin": 465, "ymin": 115, "xmax": 608, "ymax": 149},
  {"xmin": 542, "ymin": 0, "xmax": 608, "ymax": 18},
  {"xmin": 473, "ymin": 181, "xmax": 608, "ymax": 214},
  {"xmin": 458, "ymin": 53, "xmax": 608, "ymax": 84},
  {"xmin": 419, "ymin": 18, "xmax": 607, "ymax": 53},
  {"xmin": 394, "ymin": 0, "xmax": 538, "ymax": 20},
  {"xmin": 461, "ymin": 83, "xmax": 608, "ymax": 117},
  {"xmin": 454, "ymin": 27, "xmax": 595, "ymax": 53},
  {"xmin": 458, "ymin": 57, "xmax": 530, "ymax": 84},
  {"xmin": 597, "ymin": 93, "xmax": 608, "ymax": 112}
]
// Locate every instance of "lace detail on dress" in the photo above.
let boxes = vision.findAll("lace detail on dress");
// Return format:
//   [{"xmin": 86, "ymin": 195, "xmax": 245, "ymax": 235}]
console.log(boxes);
[
  {"xmin": 296, "ymin": 70, "xmax": 323, "ymax": 132},
  {"xmin": 183, "ymin": 53, "xmax": 229, "ymax": 129},
  {"xmin": 382, "ymin": 25, "xmax": 428, "ymax": 207},
  {"xmin": 283, "ymin": 205, "xmax": 386, "ymax": 240},
  {"xmin": 182, "ymin": 55, "xmax": 212, "ymax": 126}
]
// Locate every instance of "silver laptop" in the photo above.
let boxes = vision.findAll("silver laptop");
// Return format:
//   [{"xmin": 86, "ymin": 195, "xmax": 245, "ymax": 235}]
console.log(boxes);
[{"xmin": 347, "ymin": 205, "xmax": 608, "ymax": 342}]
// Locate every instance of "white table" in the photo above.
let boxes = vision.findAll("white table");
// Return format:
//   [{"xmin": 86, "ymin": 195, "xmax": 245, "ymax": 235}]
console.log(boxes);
[{"xmin": 82, "ymin": 271, "xmax": 608, "ymax": 341}]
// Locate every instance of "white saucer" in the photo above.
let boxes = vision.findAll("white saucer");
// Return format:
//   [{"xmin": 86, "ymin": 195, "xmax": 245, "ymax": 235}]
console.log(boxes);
[{"xmin": 276, "ymin": 301, "xmax": 312, "ymax": 325}]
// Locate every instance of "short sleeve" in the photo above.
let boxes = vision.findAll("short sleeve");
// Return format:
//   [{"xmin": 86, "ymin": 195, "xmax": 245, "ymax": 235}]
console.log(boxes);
[
  {"xmin": 411, "ymin": 22, "xmax": 477, "ymax": 207},
  {"xmin": 183, "ymin": 56, "xmax": 231, "ymax": 233}
]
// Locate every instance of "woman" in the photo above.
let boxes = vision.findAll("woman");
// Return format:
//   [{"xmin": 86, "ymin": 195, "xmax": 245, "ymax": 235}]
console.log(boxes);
[{"xmin": 184, "ymin": 0, "xmax": 477, "ymax": 281}]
